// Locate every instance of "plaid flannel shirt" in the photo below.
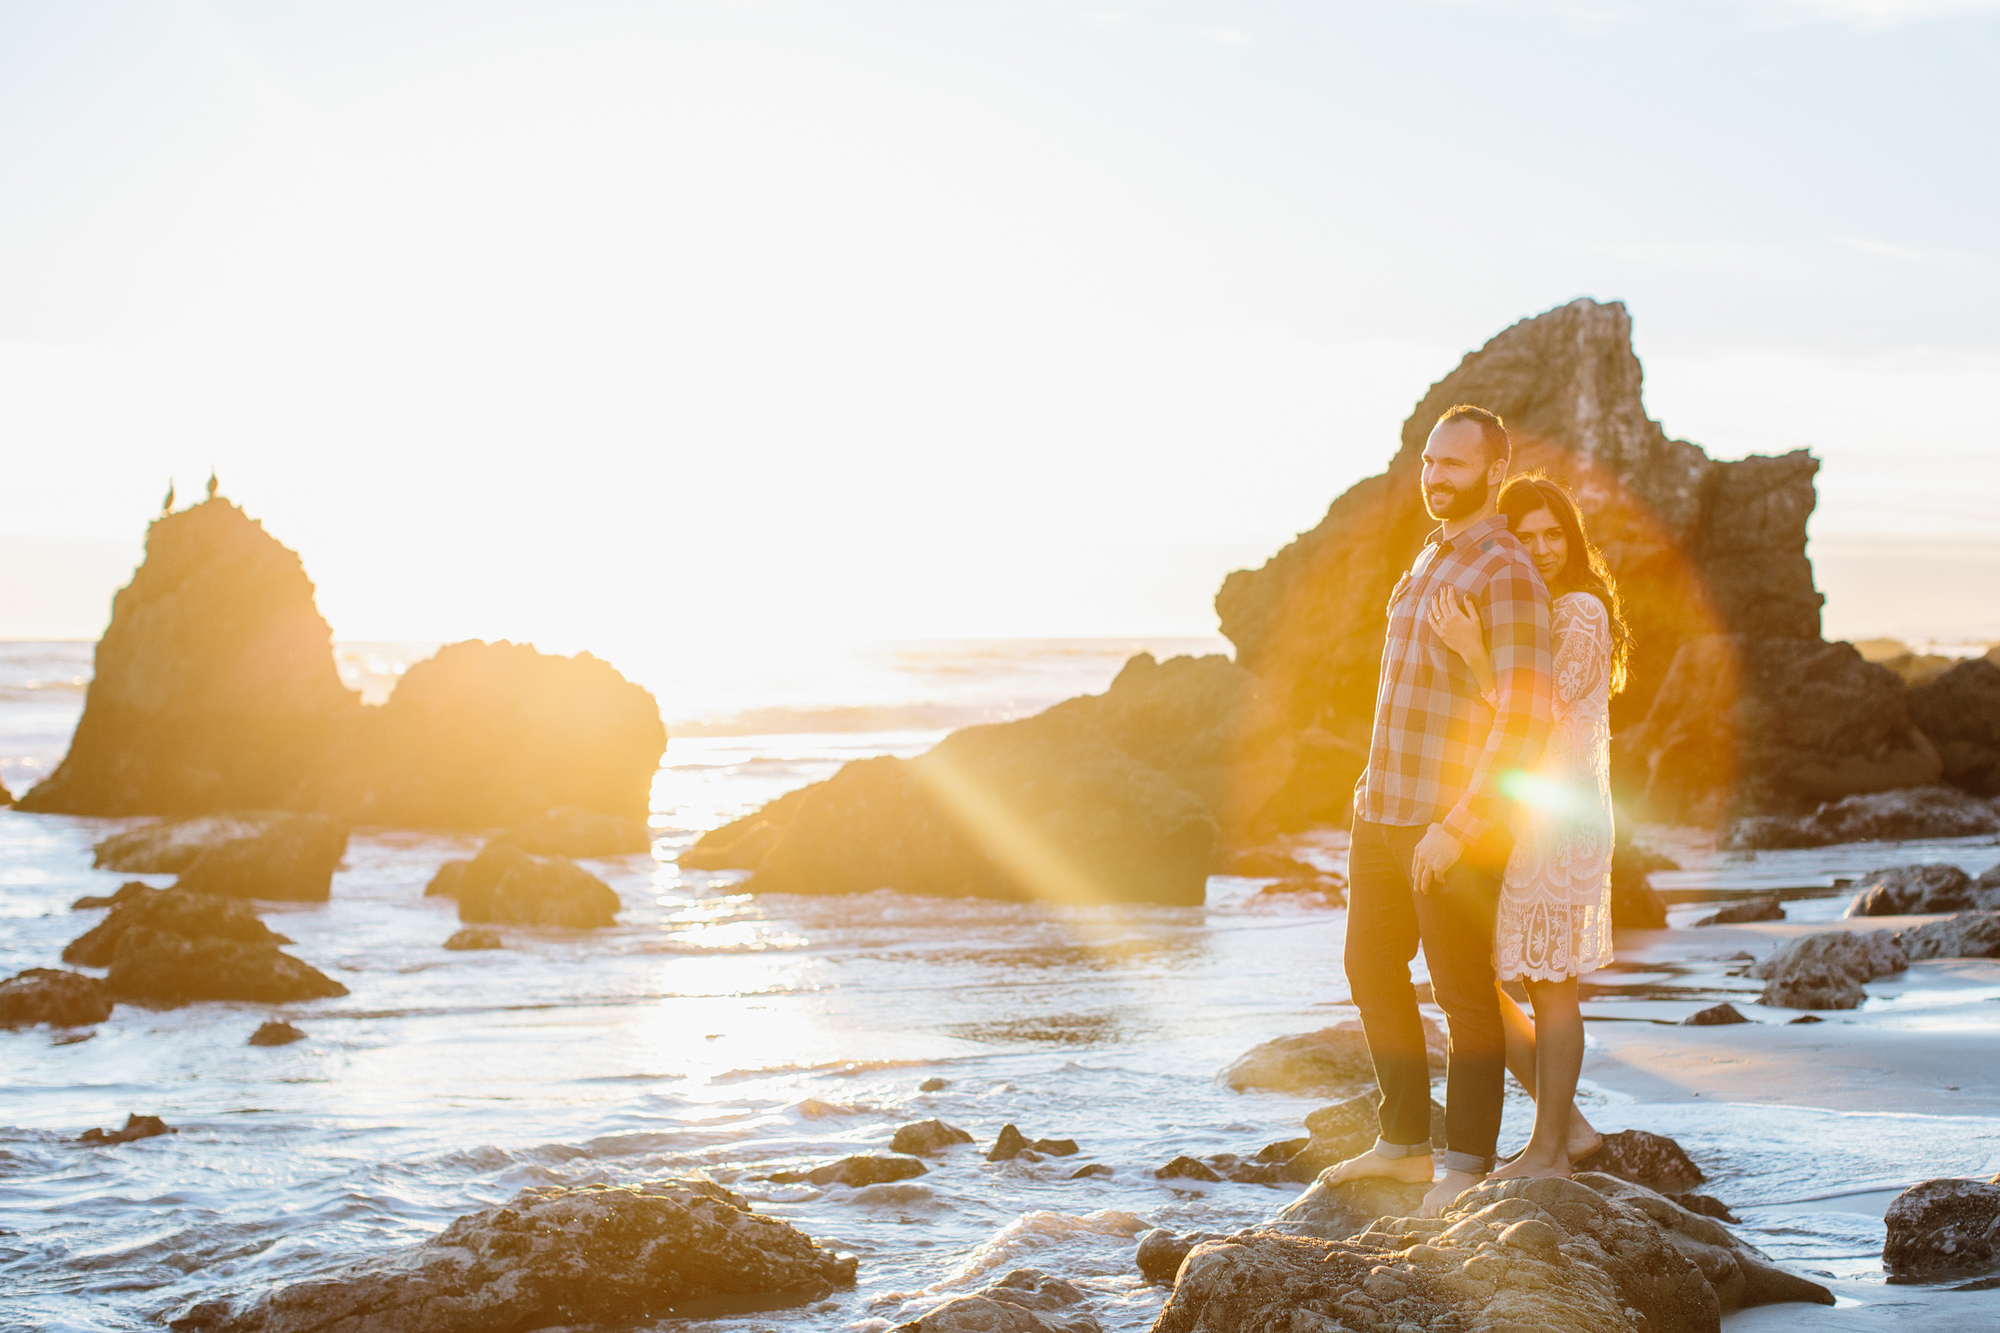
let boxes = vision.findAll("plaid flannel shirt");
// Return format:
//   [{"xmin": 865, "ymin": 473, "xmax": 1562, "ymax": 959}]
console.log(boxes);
[{"xmin": 1356, "ymin": 514, "xmax": 1552, "ymax": 844}]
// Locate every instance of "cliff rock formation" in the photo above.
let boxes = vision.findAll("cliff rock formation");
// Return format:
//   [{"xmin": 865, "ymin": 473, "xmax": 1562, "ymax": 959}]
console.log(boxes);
[{"xmin": 19, "ymin": 500, "xmax": 360, "ymax": 815}]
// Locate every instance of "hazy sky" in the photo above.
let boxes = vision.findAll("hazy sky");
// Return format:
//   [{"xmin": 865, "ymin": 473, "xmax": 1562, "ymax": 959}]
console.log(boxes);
[{"xmin": 1, "ymin": 0, "xmax": 1996, "ymax": 661}]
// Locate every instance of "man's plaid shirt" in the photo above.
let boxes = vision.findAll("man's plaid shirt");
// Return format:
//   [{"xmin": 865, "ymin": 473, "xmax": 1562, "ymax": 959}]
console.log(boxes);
[{"xmin": 1356, "ymin": 513, "xmax": 1552, "ymax": 844}]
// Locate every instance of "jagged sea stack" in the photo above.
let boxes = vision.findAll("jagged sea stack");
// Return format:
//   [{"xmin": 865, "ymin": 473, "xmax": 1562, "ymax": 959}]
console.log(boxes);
[{"xmin": 19, "ymin": 500, "xmax": 360, "ymax": 816}]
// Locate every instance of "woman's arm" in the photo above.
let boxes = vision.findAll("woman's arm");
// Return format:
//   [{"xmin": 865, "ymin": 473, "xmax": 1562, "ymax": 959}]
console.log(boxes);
[{"xmin": 1429, "ymin": 589, "xmax": 1495, "ymax": 695}]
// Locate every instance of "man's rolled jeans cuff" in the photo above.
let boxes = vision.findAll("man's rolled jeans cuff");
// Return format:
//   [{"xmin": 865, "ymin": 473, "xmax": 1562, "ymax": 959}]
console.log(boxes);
[
  {"xmin": 1373, "ymin": 1137, "xmax": 1431, "ymax": 1160},
  {"xmin": 1438, "ymin": 1149, "xmax": 1494, "ymax": 1176}
]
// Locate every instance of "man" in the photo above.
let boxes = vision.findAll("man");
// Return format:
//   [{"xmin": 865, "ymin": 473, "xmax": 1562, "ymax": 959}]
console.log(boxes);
[{"xmin": 1323, "ymin": 403, "xmax": 1552, "ymax": 1216}]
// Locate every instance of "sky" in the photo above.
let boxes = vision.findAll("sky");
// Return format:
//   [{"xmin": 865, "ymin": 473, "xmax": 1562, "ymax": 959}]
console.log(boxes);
[{"xmin": 1, "ymin": 0, "xmax": 1997, "ymax": 665}]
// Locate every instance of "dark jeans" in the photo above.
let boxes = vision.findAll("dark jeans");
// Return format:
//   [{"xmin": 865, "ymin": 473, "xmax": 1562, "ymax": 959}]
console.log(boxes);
[{"xmin": 1344, "ymin": 816, "xmax": 1511, "ymax": 1173}]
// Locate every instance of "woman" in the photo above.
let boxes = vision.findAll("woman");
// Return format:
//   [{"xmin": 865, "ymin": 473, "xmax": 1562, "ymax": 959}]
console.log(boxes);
[{"xmin": 1427, "ymin": 475, "xmax": 1629, "ymax": 1180}]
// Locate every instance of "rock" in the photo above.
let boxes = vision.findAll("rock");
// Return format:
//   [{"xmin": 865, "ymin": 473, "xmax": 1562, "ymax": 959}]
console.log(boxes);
[
  {"xmin": 1695, "ymin": 897, "xmax": 1784, "ymax": 926},
  {"xmin": 1220, "ymin": 1026, "xmax": 1423, "ymax": 1095},
  {"xmin": 429, "ymin": 842, "xmax": 621, "ymax": 929},
  {"xmin": 63, "ymin": 888, "xmax": 290, "ymax": 967},
  {"xmin": 105, "ymin": 930, "xmax": 348, "ymax": 1006},
  {"xmin": 18, "ymin": 499, "xmax": 361, "ymax": 817},
  {"xmin": 1214, "ymin": 298, "xmax": 1824, "ymax": 830},
  {"xmin": 1573, "ymin": 1129, "xmax": 1706, "ymax": 1193},
  {"xmin": 1584, "ymin": 1173, "xmax": 1835, "ymax": 1310},
  {"xmin": 1270, "ymin": 1174, "xmax": 1430, "ymax": 1238},
  {"xmin": 1670, "ymin": 1193, "xmax": 1741, "ymax": 1223},
  {"xmin": 1729, "ymin": 787, "xmax": 2000, "ymax": 851},
  {"xmin": 890, "ymin": 1118, "xmax": 974, "ymax": 1155},
  {"xmin": 1850, "ymin": 863, "xmax": 2000, "ymax": 916},
  {"xmin": 1137, "ymin": 1229, "xmax": 1228, "ymax": 1283},
  {"xmin": 918, "ymin": 1077, "xmax": 949, "ymax": 1092},
  {"xmin": 1788, "ymin": 1014, "xmax": 1824, "ymax": 1024},
  {"xmin": 1900, "ymin": 912, "xmax": 2000, "ymax": 961},
  {"xmin": 772, "ymin": 1154, "xmax": 927, "ymax": 1187},
  {"xmin": 988, "ymin": 1124, "xmax": 1035, "ymax": 1162},
  {"xmin": 1909, "ymin": 659, "xmax": 2000, "ymax": 795},
  {"xmin": 78, "ymin": 1114, "xmax": 174, "ymax": 1146},
  {"xmin": 1751, "ymin": 929, "xmax": 1907, "ymax": 989},
  {"xmin": 1682, "ymin": 1003, "xmax": 1751, "ymax": 1025},
  {"xmin": 678, "ymin": 788, "xmax": 811, "ymax": 871},
  {"xmin": 314, "ymin": 639, "xmax": 666, "ymax": 829},
  {"xmin": 1611, "ymin": 834, "xmax": 1673, "ymax": 929},
  {"xmin": 94, "ymin": 812, "xmax": 315, "ymax": 874},
  {"xmin": 1069, "ymin": 1164, "xmax": 1112, "ymax": 1179},
  {"xmin": 899, "ymin": 1268, "xmax": 1100, "ymax": 1333},
  {"xmin": 443, "ymin": 928, "xmax": 503, "ymax": 951},
  {"xmin": 1884, "ymin": 1177, "xmax": 2000, "ymax": 1279},
  {"xmin": 169, "ymin": 1179, "xmax": 856, "ymax": 1333},
  {"xmin": 1156, "ymin": 1155, "xmax": 1224, "ymax": 1183},
  {"xmin": 1281, "ymin": 1091, "xmax": 1450, "ymax": 1182},
  {"xmin": 174, "ymin": 815, "xmax": 348, "ymax": 902},
  {"xmin": 73, "ymin": 881, "xmax": 153, "ymax": 911},
  {"xmin": 1628, "ymin": 637, "xmax": 1939, "ymax": 825},
  {"xmin": 1762, "ymin": 965, "xmax": 1864, "ymax": 1009},
  {"xmin": 248, "ymin": 1020, "xmax": 304, "ymax": 1046},
  {"xmin": 0, "ymin": 968, "xmax": 114, "ymax": 1027},
  {"xmin": 739, "ymin": 714, "xmax": 1217, "ymax": 906},
  {"xmin": 1217, "ymin": 846, "xmax": 1321, "ymax": 878},
  {"xmin": 497, "ymin": 806, "xmax": 653, "ymax": 859}
]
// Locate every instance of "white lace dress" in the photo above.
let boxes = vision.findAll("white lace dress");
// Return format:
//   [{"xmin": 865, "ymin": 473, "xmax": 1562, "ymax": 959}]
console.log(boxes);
[{"xmin": 1494, "ymin": 591, "xmax": 1615, "ymax": 981}]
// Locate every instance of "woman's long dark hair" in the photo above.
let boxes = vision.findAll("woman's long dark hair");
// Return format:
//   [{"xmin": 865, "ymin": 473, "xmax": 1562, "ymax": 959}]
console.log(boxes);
[{"xmin": 1496, "ymin": 475, "xmax": 1631, "ymax": 695}]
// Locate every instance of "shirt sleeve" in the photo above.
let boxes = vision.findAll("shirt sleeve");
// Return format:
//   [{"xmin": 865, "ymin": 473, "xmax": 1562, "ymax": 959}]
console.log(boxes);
[{"xmin": 1440, "ymin": 555, "xmax": 1552, "ymax": 845}]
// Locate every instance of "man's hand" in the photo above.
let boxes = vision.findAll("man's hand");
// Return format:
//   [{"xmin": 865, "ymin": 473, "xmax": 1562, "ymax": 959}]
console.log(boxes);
[{"xmin": 1411, "ymin": 823, "xmax": 1463, "ymax": 894}]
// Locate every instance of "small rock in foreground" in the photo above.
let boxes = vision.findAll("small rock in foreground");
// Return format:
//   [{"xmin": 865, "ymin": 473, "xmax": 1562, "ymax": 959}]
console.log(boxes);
[
  {"xmin": 1695, "ymin": 896, "xmax": 1784, "ymax": 926},
  {"xmin": 1682, "ymin": 1003, "xmax": 1751, "ymax": 1026},
  {"xmin": 986, "ymin": 1124, "xmax": 1075, "ymax": 1162},
  {"xmin": 248, "ymin": 1020, "xmax": 304, "ymax": 1046},
  {"xmin": 891, "ymin": 1118, "xmax": 974, "ymax": 1155},
  {"xmin": 79, "ymin": 1114, "xmax": 173, "ymax": 1146},
  {"xmin": 772, "ymin": 1154, "xmax": 927, "ymax": 1187},
  {"xmin": 918, "ymin": 1076, "xmax": 949, "ymax": 1092},
  {"xmin": 443, "ymin": 928, "xmax": 503, "ymax": 951},
  {"xmin": 0, "ymin": 968, "xmax": 114, "ymax": 1028},
  {"xmin": 898, "ymin": 1267, "xmax": 1099, "ymax": 1333},
  {"xmin": 1136, "ymin": 1228, "xmax": 1228, "ymax": 1283},
  {"xmin": 1884, "ymin": 1177, "xmax": 2000, "ymax": 1280},
  {"xmin": 169, "ymin": 1179, "xmax": 854, "ymax": 1333},
  {"xmin": 1574, "ymin": 1129, "xmax": 1706, "ymax": 1193}
]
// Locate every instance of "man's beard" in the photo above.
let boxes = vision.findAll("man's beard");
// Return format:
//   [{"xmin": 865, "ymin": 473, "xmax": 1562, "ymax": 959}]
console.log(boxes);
[{"xmin": 1424, "ymin": 474, "xmax": 1490, "ymax": 522}]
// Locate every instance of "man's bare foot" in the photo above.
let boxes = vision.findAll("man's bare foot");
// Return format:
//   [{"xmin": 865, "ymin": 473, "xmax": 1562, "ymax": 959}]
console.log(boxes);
[
  {"xmin": 1418, "ymin": 1167, "xmax": 1485, "ymax": 1217},
  {"xmin": 1318, "ymin": 1146, "xmax": 1434, "ymax": 1188},
  {"xmin": 1488, "ymin": 1146, "xmax": 1571, "ymax": 1182}
]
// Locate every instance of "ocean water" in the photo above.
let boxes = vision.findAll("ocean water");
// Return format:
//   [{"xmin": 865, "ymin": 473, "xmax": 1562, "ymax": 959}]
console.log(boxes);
[{"xmin": 2, "ymin": 639, "xmax": 1998, "ymax": 1332}]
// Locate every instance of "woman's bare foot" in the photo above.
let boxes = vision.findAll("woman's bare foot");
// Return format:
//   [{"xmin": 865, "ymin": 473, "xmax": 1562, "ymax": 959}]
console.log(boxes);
[
  {"xmin": 1418, "ymin": 1168, "xmax": 1485, "ymax": 1217},
  {"xmin": 1488, "ymin": 1146, "xmax": 1571, "ymax": 1182},
  {"xmin": 1567, "ymin": 1108, "xmax": 1602, "ymax": 1163},
  {"xmin": 1318, "ymin": 1146, "xmax": 1434, "ymax": 1188}
]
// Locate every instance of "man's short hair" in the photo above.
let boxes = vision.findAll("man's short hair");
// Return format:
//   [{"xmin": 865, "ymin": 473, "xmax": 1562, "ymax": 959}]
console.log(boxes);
[{"xmin": 1437, "ymin": 404, "xmax": 1510, "ymax": 467}]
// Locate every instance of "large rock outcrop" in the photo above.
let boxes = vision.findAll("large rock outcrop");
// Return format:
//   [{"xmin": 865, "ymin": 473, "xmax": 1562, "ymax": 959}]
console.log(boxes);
[
  {"xmin": 170, "ymin": 1180, "xmax": 856, "ymax": 1333},
  {"xmin": 315, "ymin": 640, "xmax": 666, "ymax": 829},
  {"xmin": 1908, "ymin": 660, "xmax": 2000, "ymax": 795},
  {"xmin": 18, "ymin": 500, "xmax": 361, "ymax": 815},
  {"xmin": 1214, "ymin": 298, "xmax": 1825, "ymax": 826}
]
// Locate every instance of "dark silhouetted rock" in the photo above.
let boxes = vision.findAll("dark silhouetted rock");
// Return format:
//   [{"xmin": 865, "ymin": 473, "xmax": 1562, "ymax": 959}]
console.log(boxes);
[
  {"xmin": 1573, "ymin": 1129, "xmax": 1706, "ymax": 1193},
  {"xmin": 174, "ymin": 815, "xmax": 347, "ymax": 902},
  {"xmin": 79, "ymin": 1113, "xmax": 174, "ymax": 1146},
  {"xmin": 496, "ymin": 805, "xmax": 653, "ymax": 858},
  {"xmin": 73, "ymin": 881, "xmax": 153, "ymax": 911},
  {"xmin": 1849, "ymin": 863, "xmax": 2000, "ymax": 916},
  {"xmin": 1611, "ymin": 834, "xmax": 1673, "ymax": 929},
  {"xmin": 167, "ymin": 1180, "xmax": 856, "ymax": 1333},
  {"xmin": 443, "ymin": 928, "xmax": 503, "ymax": 951},
  {"xmin": 1627, "ymin": 637, "xmax": 1939, "ymax": 825},
  {"xmin": 1884, "ymin": 1177, "xmax": 2000, "ymax": 1279},
  {"xmin": 890, "ymin": 1118, "xmax": 974, "ymax": 1155},
  {"xmin": 315, "ymin": 639, "xmax": 665, "ymax": 829},
  {"xmin": 740, "ymin": 715, "xmax": 1216, "ymax": 907},
  {"xmin": 899, "ymin": 1268, "xmax": 1099, "ymax": 1333},
  {"xmin": 63, "ymin": 887, "xmax": 289, "ymax": 968},
  {"xmin": 18, "ymin": 500, "xmax": 361, "ymax": 817},
  {"xmin": 106, "ymin": 930, "xmax": 347, "ymax": 1006},
  {"xmin": 772, "ymin": 1154, "xmax": 927, "ymax": 1187},
  {"xmin": 1695, "ymin": 897, "xmax": 1784, "ymax": 926},
  {"xmin": 1155, "ymin": 1155, "xmax": 1223, "ymax": 1183},
  {"xmin": 1682, "ymin": 1003, "xmax": 1750, "ymax": 1026},
  {"xmin": 1751, "ymin": 931, "xmax": 1907, "ymax": 1001},
  {"xmin": 429, "ymin": 842, "xmax": 620, "ymax": 929},
  {"xmin": 1214, "ymin": 299, "xmax": 1825, "ymax": 830},
  {"xmin": 1909, "ymin": 659, "xmax": 2000, "ymax": 795},
  {"xmin": 248, "ymin": 1020, "xmax": 304, "ymax": 1046},
  {"xmin": 0, "ymin": 968, "xmax": 113, "ymax": 1027},
  {"xmin": 1900, "ymin": 912, "xmax": 2000, "ymax": 961},
  {"xmin": 1729, "ymin": 787, "xmax": 2000, "ymax": 851}
]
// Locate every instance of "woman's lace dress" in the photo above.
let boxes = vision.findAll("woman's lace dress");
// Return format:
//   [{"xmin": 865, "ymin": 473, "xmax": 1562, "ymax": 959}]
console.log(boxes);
[{"xmin": 1494, "ymin": 591, "xmax": 1615, "ymax": 981}]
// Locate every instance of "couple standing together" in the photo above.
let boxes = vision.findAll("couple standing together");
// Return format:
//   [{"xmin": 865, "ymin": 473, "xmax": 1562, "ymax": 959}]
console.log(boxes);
[{"xmin": 1327, "ymin": 404, "xmax": 1631, "ymax": 1217}]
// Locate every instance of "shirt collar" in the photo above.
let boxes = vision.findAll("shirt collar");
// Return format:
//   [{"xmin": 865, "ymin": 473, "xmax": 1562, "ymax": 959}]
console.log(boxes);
[{"xmin": 1427, "ymin": 513, "xmax": 1508, "ymax": 553}]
